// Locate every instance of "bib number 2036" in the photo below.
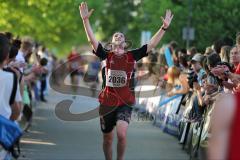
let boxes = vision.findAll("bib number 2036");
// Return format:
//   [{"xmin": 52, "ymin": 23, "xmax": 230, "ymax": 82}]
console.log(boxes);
[{"xmin": 106, "ymin": 70, "xmax": 127, "ymax": 87}]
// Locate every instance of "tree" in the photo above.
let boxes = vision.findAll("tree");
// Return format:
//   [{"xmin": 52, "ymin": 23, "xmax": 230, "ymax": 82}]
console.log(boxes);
[
  {"xmin": 0, "ymin": 0, "xmax": 239, "ymax": 55},
  {"xmin": 0, "ymin": 0, "xmax": 104, "ymax": 55}
]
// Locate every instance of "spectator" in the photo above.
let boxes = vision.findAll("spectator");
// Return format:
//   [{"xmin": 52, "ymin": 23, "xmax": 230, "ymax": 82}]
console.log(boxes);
[
  {"xmin": 195, "ymin": 54, "xmax": 221, "ymax": 108},
  {"xmin": 207, "ymin": 53, "xmax": 222, "ymax": 71},
  {"xmin": 187, "ymin": 46, "xmax": 197, "ymax": 56},
  {"xmin": 210, "ymin": 63, "xmax": 240, "ymax": 92},
  {"xmin": 191, "ymin": 53, "xmax": 206, "ymax": 85},
  {"xmin": 0, "ymin": 33, "xmax": 21, "ymax": 121},
  {"xmin": 178, "ymin": 53, "xmax": 189, "ymax": 72},
  {"xmin": 4, "ymin": 37, "xmax": 24, "ymax": 122},
  {"xmin": 230, "ymin": 46, "xmax": 240, "ymax": 74},
  {"xmin": 189, "ymin": 53, "xmax": 206, "ymax": 120},
  {"xmin": 204, "ymin": 46, "xmax": 214, "ymax": 56},
  {"xmin": 198, "ymin": 74, "xmax": 218, "ymax": 106},
  {"xmin": 169, "ymin": 41, "xmax": 178, "ymax": 65},
  {"xmin": 5, "ymin": 39, "xmax": 23, "ymax": 82},
  {"xmin": 15, "ymin": 38, "xmax": 33, "ymax": 72},
  {"xmin": 213, "ymin": 37, "xmax": 234, "ymax": 55},
  {"xmin": 147, "ymin": 52, "xmax": 158, "ymax": 76},
  {"xmin": 166, "ymin": 66, "xmax": 189, "ymax": 97},
  {"xmin": 39, "ymin": 58, "xmax": 48, "ymax": 102},
  {"xmin": 220, "ymin": 45, "xmax": 231, "ymax": 63}
]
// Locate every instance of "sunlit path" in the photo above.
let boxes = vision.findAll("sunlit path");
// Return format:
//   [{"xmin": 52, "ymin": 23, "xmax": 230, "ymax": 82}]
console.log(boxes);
[{"xmin": 19, "ymin": 90, "xmax": 188, "ymax": 160}]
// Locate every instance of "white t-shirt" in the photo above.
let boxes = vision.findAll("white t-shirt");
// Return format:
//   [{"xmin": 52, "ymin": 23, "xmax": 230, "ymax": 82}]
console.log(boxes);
[
  {"xmin": 0, "ymin": 70, "xmax": 22, "ymax": 119},
  {"xmin": 15, "ymin": 50, "xmax": 26, "ymax": 72}
]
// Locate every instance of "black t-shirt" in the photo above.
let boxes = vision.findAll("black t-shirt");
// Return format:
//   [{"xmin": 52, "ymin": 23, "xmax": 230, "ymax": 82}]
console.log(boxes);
[{"xmin": 93, "ymin": 43, "xmax": 148, "ymax": 61}]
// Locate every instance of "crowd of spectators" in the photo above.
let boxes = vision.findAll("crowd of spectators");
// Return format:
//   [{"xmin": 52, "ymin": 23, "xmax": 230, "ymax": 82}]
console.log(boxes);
[
  {"xmin": 0, "ymin": 32, "xmax": 60, "ymax": 159},
  {"xmin": 135, "ymin": 33, "xmax": 240, "ymax": 159},
  {"xmin": 1, "ymin": 29, "xmax": 240, "ymax": 159}
]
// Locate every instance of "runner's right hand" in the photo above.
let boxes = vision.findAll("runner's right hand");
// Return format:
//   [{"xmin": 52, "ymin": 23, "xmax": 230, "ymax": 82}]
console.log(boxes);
[{"xmin": 79, "ymin": 2, "xmax": 94, "ymax": 20}]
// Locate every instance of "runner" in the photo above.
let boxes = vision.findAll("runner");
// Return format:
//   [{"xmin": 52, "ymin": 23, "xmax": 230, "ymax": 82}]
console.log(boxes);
[
  {"xmin": 83, "ymin": 55, "xmax": 101, "ymax": 97},
  {"xmin": 67, "ymin": 47, "xmax": 82, "ymax": 99},
  {"xmin": 79, "ymin": 2, "xmax": 173, "ymax": 160}
]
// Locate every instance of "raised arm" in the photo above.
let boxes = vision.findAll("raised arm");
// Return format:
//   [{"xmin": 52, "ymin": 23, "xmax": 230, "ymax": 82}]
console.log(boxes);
[
  {"xmin": 79, "ymin": 2, "xmax": 98, "ymax": 51},
  {"xmin": 147, "ymin": 10, "xmax": 173, "ymax": 53}
]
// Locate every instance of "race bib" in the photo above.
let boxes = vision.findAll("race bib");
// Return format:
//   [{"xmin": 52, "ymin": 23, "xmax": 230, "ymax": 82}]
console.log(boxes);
[{"xmin": 106, "ymin": 69, "xmax": 127, "ymax": 87}]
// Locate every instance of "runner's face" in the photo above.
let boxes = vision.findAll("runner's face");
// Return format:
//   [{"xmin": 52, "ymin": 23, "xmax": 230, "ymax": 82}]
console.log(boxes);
[{"xmin": 112, "ymin": 32, "xmax": 125, "ymax": 46}]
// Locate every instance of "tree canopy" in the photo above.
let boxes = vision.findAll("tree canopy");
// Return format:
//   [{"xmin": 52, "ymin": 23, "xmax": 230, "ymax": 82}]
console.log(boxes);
[{"xmin": 0, "ymin": 0, "xmax": 239, "ymax": 56}]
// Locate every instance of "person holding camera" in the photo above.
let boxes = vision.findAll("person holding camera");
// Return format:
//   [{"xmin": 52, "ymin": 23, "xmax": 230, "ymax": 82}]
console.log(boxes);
[
  {"xmin": 190, "ymin": 54, "xmax": 206, "ymax": 86},
  {"xmin": 188, "ymin": 53, "xmax": 207, "ymax": 121},
  {"xmin": 208, "ymin": 35, "xmax": 240, "ymax": 160},
  {"xmin": 211, "ymin": 63, "xmax": 240, "ymax": 92}
]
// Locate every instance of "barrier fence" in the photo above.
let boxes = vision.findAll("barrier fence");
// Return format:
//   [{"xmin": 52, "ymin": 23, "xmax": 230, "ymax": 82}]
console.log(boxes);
[{"xmin": 134, "ymin": 83, "xmax": 215, "ymax": 160}]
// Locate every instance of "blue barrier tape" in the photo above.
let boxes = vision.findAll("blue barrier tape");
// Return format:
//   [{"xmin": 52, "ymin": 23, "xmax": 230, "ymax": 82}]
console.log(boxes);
[
  {"xmin": 158, "ymin": 94, "xmax": 182, "ymax": 107},
  {"xmin": 164, "ymin": 47, "xmax": 174, "ymax": 67}
]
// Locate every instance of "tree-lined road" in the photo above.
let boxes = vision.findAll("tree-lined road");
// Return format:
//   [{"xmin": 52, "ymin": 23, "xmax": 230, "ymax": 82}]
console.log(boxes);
[{"xmin": 19, "ymin": 90, "xmax": 188, "ymax": 160}]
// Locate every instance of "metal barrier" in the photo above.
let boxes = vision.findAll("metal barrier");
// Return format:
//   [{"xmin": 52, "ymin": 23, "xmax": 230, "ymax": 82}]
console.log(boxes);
[{"xmin": 134, "ymin": 86, "xmax": 216, "ymax": 160}]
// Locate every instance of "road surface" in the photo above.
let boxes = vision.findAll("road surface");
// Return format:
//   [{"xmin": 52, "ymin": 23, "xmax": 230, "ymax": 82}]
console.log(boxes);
[{"xmin": 19, "ymin": 90, "xmax": 188, "ymax": 160}]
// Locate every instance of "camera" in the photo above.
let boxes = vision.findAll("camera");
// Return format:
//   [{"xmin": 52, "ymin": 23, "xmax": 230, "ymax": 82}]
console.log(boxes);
[{"xmin": 187, "ymin": 68, "xmax": 198, "ymax": 88}]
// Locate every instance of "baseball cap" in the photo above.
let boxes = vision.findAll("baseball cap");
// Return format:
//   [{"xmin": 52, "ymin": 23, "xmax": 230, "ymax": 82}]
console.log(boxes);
[{"xmin": 191, "ymin": 53, "xmax": 204, "ymax": 63}]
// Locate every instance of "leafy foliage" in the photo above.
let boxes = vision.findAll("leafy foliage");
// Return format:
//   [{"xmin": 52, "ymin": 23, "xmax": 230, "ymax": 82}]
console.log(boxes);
[{"xmin": 0, "ymin": 0, "xmax": 239, "ymax": 55}]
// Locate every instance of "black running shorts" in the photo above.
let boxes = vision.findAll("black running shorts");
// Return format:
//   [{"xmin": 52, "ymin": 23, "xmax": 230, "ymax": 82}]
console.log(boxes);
[{"xmin": 99, "ymin": 105, "xmax": 132, "ymax": 133}]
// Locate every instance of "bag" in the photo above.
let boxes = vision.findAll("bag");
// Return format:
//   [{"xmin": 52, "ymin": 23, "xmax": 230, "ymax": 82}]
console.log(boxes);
[{"xmin": 0, "ymin": 115, "xmax": 22, "ymax": 158}]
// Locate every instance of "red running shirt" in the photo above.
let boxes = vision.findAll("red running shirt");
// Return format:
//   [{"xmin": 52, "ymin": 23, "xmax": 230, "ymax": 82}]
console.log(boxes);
[
  {"xmin": 228, "ymin": 92, "xmax": 240, "ymax": 160},
  {"xmin": 94, "ymin": 44, "xmax": 148, "ymax": 107}
]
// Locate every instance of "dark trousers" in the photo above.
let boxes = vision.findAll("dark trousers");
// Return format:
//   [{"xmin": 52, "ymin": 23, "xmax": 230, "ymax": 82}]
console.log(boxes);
[{"xmin": 40, "ymin": 79, "xmax": 47, "ymax": 101}]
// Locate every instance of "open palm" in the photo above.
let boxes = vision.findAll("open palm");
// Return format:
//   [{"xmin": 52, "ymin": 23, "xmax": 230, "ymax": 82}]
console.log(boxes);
[
  {"xmin": 79, "ymin": 2, "xmax": 94, "ymax": 20},
  {"xmin": 161, "ymin": 10, "xmax": 174, "ymax": 28}
]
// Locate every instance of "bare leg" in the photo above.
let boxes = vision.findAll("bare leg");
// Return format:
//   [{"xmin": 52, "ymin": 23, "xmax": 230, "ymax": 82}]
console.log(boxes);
[
  {"xmin": 116, "ymin": 120, "xmax": 129, "ymax": 160},
  {"xmin": 103, "ymin": 130, "xmax": 114, "ymax": 160},
  {"xmin": 71, "ymin": 75, "xmax": 78, "ymax": 98}
]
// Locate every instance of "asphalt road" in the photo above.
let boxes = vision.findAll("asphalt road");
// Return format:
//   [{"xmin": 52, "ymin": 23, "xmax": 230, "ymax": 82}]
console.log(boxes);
[{"xmin": 19, "ymin": 90, "xmax": 188, "ymax": 160}]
